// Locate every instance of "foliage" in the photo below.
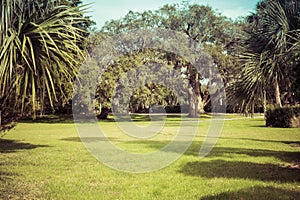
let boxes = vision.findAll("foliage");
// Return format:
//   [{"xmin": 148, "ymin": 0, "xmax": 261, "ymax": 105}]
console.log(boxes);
[
  {"xmin": 96, "ymin": 2, "xmax": 240, "ymax": 117},
  {"xmin": 266, "ymin": 105, "xmax": 300, "ymax": 127},
  {"xmin": 101, "ymin": 3, "xmax": 240, "ymax": 84},
  {"xmin": 164, "ymin": 105, "xmax": 189, "ymax": 113},
  {"xmin": 228, "ymin": 0, "xmax": 300, "ymax": 113},
  {"xmin": 0, "ymin": 0, "xmax": 90, "ymax": 128},
  {"xmin": 95, "ymin": 49, "xmax": 188, "ymax": 116}
]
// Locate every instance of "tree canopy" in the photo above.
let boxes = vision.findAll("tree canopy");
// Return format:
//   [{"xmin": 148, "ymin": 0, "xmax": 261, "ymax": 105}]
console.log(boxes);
[{"xmin": 92, "ymin": 2, "xmax": 239, "ymax": 118}]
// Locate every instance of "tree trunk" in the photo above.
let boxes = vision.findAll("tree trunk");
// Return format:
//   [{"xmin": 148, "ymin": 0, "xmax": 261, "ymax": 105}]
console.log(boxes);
[
  {"xmin": 263, "ymin": 89, "xmax": 267, "ymax": 120},
  {"xmin": 97, "ymin": 107, "xmax": 109, "ymax": 120},
  {"xmin": 274, "ymin": 78, "xmax": 282, "ymax": 108},
  {"xmin": 188, "ymin": 72, "xmax": 203, "ymax": 117},
  {"xmin": 263, "ymin": 89, "xmax": 267, "ymax": 113},
  {"xmin": 188, "ymin": 87, "xmax": 199, "ymax": 117},
  {"xmin": 197, "ymin": 96, "xmax": 204, "ymax": 113},
  {"xmin": 285, "ymin": 76, "xmax": 293, "ymax": 105},
  {"xmin": 0, "ymin": 110, "xmax": 2, "ymax": 129}
]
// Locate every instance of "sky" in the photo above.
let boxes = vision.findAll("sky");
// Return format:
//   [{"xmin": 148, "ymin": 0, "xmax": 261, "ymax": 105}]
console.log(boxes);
[{"xmin": 82, "ymin": 0, "xmax": 260, "ymax": 29}]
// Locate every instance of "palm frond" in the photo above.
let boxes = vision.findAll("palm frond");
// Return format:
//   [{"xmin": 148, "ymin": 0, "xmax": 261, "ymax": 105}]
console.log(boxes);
[{"xmin": 0, "ymin": 0, "xmax": 89, "ymax": 118}]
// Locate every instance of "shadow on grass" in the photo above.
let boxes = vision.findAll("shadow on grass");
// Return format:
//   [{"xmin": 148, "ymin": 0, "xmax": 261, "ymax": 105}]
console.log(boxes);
[
  {"xmin": 249, "ymin": 125, "xmax": 267, "ymax": 128},
  {"xmin": 219, "ymin": 137, "xmax": 300, "ymax": 148},
  {"xmin": 0, "ymin": 139, "xmax": 49, "ymax": 153},
  {"xmin": 105, "ymin": 139, "xmax": 300, "ymax": 163},
  {"xmin": 60, "ymin": 135, "xmax": 300, "ymax": 163},
  {"xmin": 205, "ymin": 147, "xmax": 300, "ymax": 163},
  {"xmin": 61, "ymin": 135, "xmax": 300, "ymax": 165},
  {"xmin": 200, "ymin": 186, "xmax": 300, "ymax": 200},
  {"xmin": 20, "ymin": 115, "xmax": 74, "ymax": 124},
  {"xmin": 0, "ymin": 171, "xmax": 18, "ymax": 182},
  {"xmin": 180, "ymin": 160, "xmax": 300, "ymax": 183},
  {"xmin": 61, "ymin": 137, "xmax": 117, "ymax": 142},
  {"xmin": 114, "ymin": 114, "xmax": 206, "ymax": 122},
  {"xmin": 20, "ymin": 114, "xmax": 112, "ymax": 123},
  {"xmin": 18, "ymin": 113, "xmax": 215, "ymax": 124}
]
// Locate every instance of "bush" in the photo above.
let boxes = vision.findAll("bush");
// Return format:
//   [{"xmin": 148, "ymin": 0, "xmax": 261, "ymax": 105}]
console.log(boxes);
[
  {"xmin": 265, "ymin": 105, "xmax": 300, "ymax": 128},
  {"xmin": 165, "ymin": 105, "xmax": 189, "ymax": 113},
  {"xmin": 149, "ymin": 105, "xmax": 189, "ymax": 114}
]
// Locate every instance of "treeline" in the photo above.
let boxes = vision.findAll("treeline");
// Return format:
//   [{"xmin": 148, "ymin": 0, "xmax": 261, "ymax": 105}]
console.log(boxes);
[
  {"xmin": 0, "ymin": 0, "xmax": 299, "ymax": 129},
  {"xmin": 89, "ymin": 0, "xmax": 299, "ymax": 119}
]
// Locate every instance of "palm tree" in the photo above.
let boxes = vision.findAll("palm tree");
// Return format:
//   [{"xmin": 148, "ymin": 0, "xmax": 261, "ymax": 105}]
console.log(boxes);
[
  {"xmin": 228, "ymin": 0, "xmax": 300, "ymax": 113},
  {"xmin": 0, "ymin": 0, "xmax": 89, "ymax": 125}
]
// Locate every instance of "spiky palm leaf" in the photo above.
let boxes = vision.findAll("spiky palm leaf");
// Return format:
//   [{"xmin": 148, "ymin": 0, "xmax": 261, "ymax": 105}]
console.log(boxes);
[
  {"xmin": 0, "ymin": 0, "xmax": 88, "ymax": 119},
  {"xmin": 228, "ymin": 0, "xmax": 300, "ymax": 113}
]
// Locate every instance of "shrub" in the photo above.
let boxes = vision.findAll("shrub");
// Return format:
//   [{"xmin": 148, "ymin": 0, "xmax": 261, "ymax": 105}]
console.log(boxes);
[
  {"xmin": 149, "ymin": 105, "xmax": 189, "ymax": 113},
  {"xmin": 165, "ymin": 105, "xmax": 189, "ymax": 113},
  {"xmin": 265, "ymin": 105, "xmax": 300, "ymax": 128}
]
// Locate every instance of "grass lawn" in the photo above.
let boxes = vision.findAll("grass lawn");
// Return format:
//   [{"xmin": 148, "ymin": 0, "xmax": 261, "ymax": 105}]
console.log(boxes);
[{"xmin": 0, "ymin": 114, "xmax": 299, "ymax": 199}]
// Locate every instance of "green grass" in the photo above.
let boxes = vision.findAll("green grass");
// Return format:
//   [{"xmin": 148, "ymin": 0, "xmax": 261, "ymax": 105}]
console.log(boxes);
[{"xmin": 0, "ymin": 114, "xmax": 299, "ymax": 199}]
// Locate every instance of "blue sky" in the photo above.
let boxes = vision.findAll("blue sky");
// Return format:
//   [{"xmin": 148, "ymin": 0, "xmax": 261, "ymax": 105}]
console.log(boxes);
[{"xmin": 82, "ymin": 0, "xmax": 260, "ymax": 29}]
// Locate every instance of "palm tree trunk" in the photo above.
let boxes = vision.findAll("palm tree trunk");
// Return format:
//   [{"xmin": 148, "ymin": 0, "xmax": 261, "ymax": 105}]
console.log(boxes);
[
  {"xmin": 263, "ymin": 89, "xmax": 267, "ymax": 113},
  {"xmin": 274, "ymin": 78, "xmax": 282, "ymax": 107},
  {"xmin": 263, "ymin": 89, "xmax": 267, "ymax": 120},
  {"xmin": 0, "ymin": 111, "xmax": 2, "ymax": 129}
]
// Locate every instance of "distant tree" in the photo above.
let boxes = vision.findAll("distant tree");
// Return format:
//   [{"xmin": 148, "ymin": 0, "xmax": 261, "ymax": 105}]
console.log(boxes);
[
  {"xmin": 93, "ymin": 49, "xmax": 187, "ymax": 119},
  {"xmin": 0, "ymin": 0, "xmax": 90, "ymax": 130},
  {"xmin": 98, "ymin": 3, "xmax": 239, "ymax": 117}
]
